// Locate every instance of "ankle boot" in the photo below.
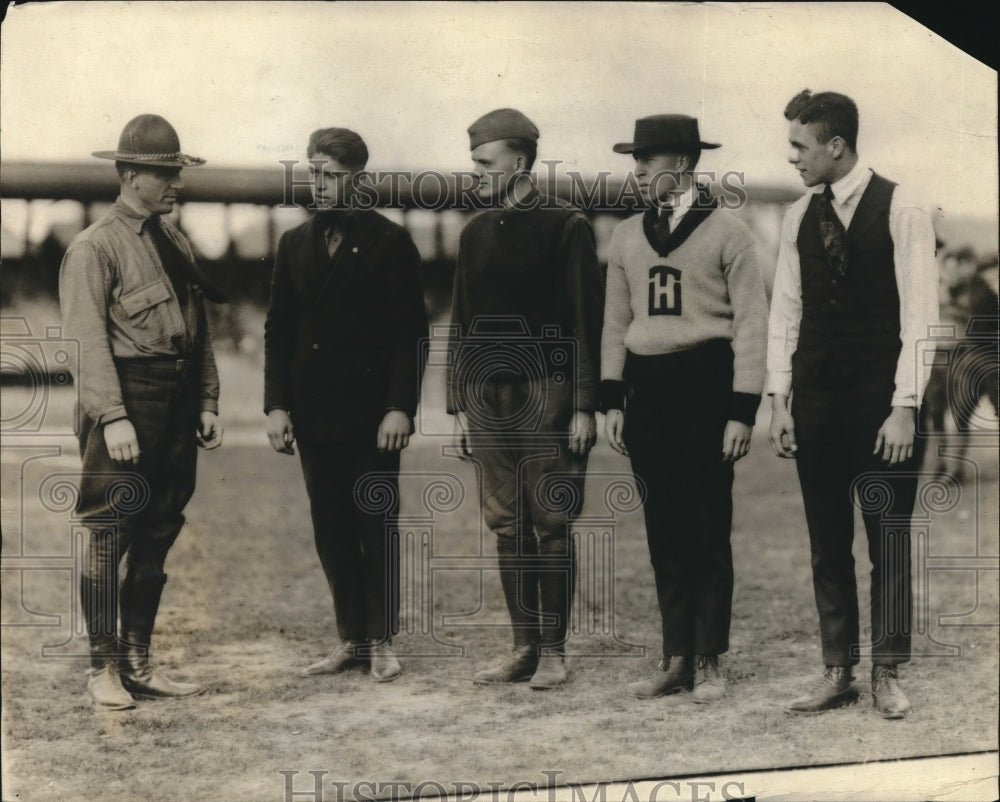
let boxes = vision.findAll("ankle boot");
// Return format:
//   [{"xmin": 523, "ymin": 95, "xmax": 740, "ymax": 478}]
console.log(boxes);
[
  {"xmin": 120, "ymin": 630, "xmax": 204, "ymax": 698},
  {"xmin": 626, "ymin": 655, "xmax": 694, "ymax": 699}
]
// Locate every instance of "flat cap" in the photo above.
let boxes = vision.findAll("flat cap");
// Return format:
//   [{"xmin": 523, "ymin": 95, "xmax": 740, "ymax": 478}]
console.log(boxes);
[{"xmin": 468, "ymin": 108, "xmax": 539, "ymax": 150}]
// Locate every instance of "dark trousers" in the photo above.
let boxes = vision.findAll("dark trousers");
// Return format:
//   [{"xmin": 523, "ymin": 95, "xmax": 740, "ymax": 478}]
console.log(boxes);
[
  {"xmin": 76, "ymin": 358, "xmax": 200, "ymax": 666},
  {"xmin": 793, "ymin": 410, "xmax": 916, "ymax": 667},
  {"xmin": 466, "ymin": 379, "xmax": 586, "ymax": 651},
  {"xmin": 297, "ymin": 439, "xmax": 400, "ymax": 643},
  {"xmin": 622, "ymin": 343, "xmax": 735, "ymax": 658}
]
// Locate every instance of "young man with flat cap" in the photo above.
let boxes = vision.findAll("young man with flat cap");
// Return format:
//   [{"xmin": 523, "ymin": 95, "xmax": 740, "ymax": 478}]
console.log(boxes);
[
  {"xmin": 601, "ymin": 114, "xmax": 768, "ymax": 703},
  {"xmin": 60, "ymin": 113, "xmax": 228, "ymax": 709},
  {"xmin": 768, "ymin": 90, "xmax": 938, "ymax": 718},
  {"xmin": 264, "ymin": 128, "xmax": 427, "ymax": 682},
  {"xmin": 447, "ymin": 108, "xmax": 604, "ymax": 689}
]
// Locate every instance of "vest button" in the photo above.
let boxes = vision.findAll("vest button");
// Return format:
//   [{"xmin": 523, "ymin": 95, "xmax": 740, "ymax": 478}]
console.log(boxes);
[
  {"xmin": 830, "ymin": 299, "xmax": 837, "ymax": 305},
  {"xmin": 312, "ymin": 343, "xmax": 320, "ymax": 350}
]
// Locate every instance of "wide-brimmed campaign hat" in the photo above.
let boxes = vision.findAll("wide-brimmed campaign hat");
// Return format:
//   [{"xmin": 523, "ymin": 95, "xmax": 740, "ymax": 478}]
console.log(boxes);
[
  {"xmin": 93, "ymin": 114, "xmax": 206, "ymax": 167},
  {"xmin": 613, "ymin": 114, "xmax": 720, "ymax": 154}
]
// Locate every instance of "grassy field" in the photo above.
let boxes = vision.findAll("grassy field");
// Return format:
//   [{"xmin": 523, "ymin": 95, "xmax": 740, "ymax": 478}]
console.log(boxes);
[{"xmin": 1, "ymin": 360, "xmax": 998, "ymax": 801}]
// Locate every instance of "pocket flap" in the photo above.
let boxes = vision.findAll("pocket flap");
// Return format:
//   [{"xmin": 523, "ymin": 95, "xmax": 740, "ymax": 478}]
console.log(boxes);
[{"xmin": 120, "ymin": 281, "xmax": 172, "ymax": 316}]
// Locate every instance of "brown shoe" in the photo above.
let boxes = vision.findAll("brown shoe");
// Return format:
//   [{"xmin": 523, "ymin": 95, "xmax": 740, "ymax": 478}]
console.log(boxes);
[
  {"xmin": 872, "ymin": 665, "xmax": 911, "ymax": 719},
  {"xmin": 369, "ymin": 641, "xmax": 402, "ymax": 683},
  {"xmin": 473, "ymin": 645, "xmax": 539, "ymax": 684},
  {"xmin": 786, "ymin": 666, "xmax": 859, "ymax": 714},
  {"xmin": 528, "ymin": 652, "xmax": 567, "ymax": 690},
  {"xmin": 626, "ymin": 655, "xmax": 693, "ymax": 699},
  {"xmin": 87, "ymin": 663, "xmax": 137, "ymax": 711},
  {"xmin": 692, "ymin": 655, "xmax": 725, "ymax": 703},
  {"xmin": 300, "ymin": 640, "xmax": 365, "ymax": 676}
]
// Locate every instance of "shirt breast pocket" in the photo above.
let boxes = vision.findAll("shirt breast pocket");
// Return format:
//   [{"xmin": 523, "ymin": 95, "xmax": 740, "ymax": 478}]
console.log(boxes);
[{"xmin": 117, "ymin": 280, "xmax": 175, "ymax": 346}]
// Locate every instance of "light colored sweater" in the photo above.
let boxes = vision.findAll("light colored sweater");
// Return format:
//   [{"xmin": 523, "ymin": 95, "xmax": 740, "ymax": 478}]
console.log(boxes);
[{"xmin": 601, "ymin": 208, "xmax": 768, "ymax": 397}]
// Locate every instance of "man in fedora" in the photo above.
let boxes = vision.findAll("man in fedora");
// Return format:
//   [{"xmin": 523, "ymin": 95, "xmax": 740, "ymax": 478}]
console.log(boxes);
[
  {"xmin": 768, "ymin": 90, "xmax": 938, "ymax": 718},
  {"xmin": 601, "ymin": 114, "xmax": 768, "ymax": 703},
  {"xmin": 60, "ymin": 113, "xmax": 228, "ymax": 709},
  {"xmin": 264, "ymin": 128, "xmax": 427, "ymax": 682},
  {"xmin": 446, "ymin": 108, "xmax": 603, "ymax": 689}
]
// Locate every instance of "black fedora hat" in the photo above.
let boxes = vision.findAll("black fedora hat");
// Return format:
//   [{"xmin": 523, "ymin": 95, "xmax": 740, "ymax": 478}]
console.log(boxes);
[
  {"xmin": 613, "ymin": 114, "xmax": 720, "ymax": 154},
  {"xmin": 93, "ymin": 114, "xmax": 206, "ymax": 168}
]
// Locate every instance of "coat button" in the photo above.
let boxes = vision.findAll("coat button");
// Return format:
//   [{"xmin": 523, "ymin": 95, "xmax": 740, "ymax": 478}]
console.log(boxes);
[
  {"xmin": 830, "ymin": 299, "xmax": 837, "ymax": 305},
  {"xmin": 312, "ymin": 343, "xmax": 320, "ymax": 350}
]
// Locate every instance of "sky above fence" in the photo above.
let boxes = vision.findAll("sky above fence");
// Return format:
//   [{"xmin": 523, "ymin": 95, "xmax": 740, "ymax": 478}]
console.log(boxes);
[{"xmin": 1, "ymin": 2, "xmax": 997, "ymax": 223}]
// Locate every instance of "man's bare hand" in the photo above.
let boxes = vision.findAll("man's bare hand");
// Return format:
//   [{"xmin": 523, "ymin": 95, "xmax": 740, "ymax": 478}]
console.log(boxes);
[
  {"xmin": 874, "ymin": 406, "xmax": 915, "ymax": 465},
  {"xmin": 104, "ymin": 418, "xmax": 140, "ymax": 464},
  {"xmin": 452, "ymin": 411, "xmax": 472, "ymax": 460},
  {"xmin": 197, "ymin": 411, "xmax": 223, "ymax": 450},
  {"xmin": 721, "ymin": 420, "xmax": 752, "ymax": 463},
  {"xmin": 568, "ymin": 410, "xmax": 597, "ymax": 457},
  {"xmin": 377, "ymin": 410, "xmax": 413, "ymax": 452},
  {"xmin": 768, "ymin": 395, "xmax": 797, "ymax": 458},
  {"xmin": 604, "ymin": 409, "xmax": 628, "ymax": 456},
  {"xmin": 266, "ymin": 408, "xmax": 295, "ymax": 455}
]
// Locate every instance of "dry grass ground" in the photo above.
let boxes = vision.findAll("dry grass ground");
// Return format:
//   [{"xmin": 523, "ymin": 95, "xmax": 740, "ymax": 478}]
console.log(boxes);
[{"xmin": 2, "ymin": 355, "xmax": 997, "ymax": 801}]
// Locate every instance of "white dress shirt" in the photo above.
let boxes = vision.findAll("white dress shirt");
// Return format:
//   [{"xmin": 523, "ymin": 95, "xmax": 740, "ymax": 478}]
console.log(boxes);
[{"xmin": 766, "ymin": 160, "xmax": 939, "ymax": 407}]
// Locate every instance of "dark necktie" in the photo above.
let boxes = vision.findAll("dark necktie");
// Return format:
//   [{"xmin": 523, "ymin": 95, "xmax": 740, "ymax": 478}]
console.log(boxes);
[
  {"xmin": 146, "ymin": 216, "xmax": 229, "ymax": 304},
  {"xmin": 653, "ymin": 205, "xmax": 674, "ymax": 248},
  {"xmin": 817, "ymin": 184, "xmax": 848, "ymax": 277}
]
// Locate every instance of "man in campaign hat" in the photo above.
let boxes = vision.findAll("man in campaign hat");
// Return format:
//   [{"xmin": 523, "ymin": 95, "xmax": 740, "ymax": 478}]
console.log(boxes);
[
  {"xmin": 601, "ymin": 114, "xmax": 768, "ymax": 703},
  {"xmin": 60, "ymin": 114, "xmax": 228, "ymax": 709},
  {"xmin": 447, "ymin": 108, "xmax": 604, "ymax": 689}
]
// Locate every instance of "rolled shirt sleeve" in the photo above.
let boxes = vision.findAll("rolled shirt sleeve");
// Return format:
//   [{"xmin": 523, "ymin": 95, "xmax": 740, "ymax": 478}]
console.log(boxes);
[{"xmin": 889, "ymin": 191, "xmax": 940, "ymax": 408}]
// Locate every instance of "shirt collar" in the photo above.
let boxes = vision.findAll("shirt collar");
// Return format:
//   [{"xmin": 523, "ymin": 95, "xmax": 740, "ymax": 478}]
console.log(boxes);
[
  {"xmin": 824, "ymin": 160, "xmax": 871, "ymax": 204},
  {"xmin": 112, "ymin": 196, "xmax": 156, "ymax": 234}
]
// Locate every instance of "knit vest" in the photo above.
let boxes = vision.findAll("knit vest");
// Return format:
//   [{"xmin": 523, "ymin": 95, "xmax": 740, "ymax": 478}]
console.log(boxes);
[{"xmin": 793, "ymin": 173, "xmax": 901, "ymax": 393}]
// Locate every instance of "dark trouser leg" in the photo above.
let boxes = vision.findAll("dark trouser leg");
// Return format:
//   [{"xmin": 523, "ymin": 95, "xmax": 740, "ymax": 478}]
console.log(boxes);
[
  {"xmin": 298, "ymin": 441, "xmax": 401, "ymax": 643},
  {"xmin": 690, "ymin": 455, "xmax": 734, "ymax": 656},
  {"xmin": 848, "ymin": 434, "xmax": 916, "ymax": 666},
  {"xmin": 795, "ymin": 419, "xmax": 860, "ymax": 667},
  {"xmin": 298, "ymin": 441, "xmax": 367, "ymax": 643},
  {"xmin": 355, "ymin": 448, "xmax": 401, "ymax": 643}
]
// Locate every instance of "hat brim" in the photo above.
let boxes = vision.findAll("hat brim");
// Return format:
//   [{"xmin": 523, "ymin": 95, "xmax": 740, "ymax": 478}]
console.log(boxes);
[
  {"xmin": 613, "ymin": 141, "xmax": 721, "ymax": 154},
  {"xmin": 92, "ymin": 151, "xmax": 206, "ymax": 167}
]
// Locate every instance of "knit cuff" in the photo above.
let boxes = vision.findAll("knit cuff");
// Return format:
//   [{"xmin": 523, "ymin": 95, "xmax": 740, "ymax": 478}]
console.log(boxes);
[
  {"xmin": 730, "ymin": 392, "xmax": 761, "ymax": 426},
  {"xmin": 599, "ymin": 380, "xmax": 626, "ymax": 413}
]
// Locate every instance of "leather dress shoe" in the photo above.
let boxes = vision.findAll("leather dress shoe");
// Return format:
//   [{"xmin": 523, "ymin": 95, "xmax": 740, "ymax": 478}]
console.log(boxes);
[
  {"xmin": 121, "ymin": 668, "xmax": 204, "ymax": 699},
  {"xmin": 692, "ymin": 654, "xmax": 725, "ymax": 703},
  {"xmin": 872, "ymin": 664, "xmax": 911, "ymax": 719},
  {"xmin": 369, "ymin": 640, "xmax": 402, "ymax": 683},
  {"xmin": 626, "ymin": 655, "xmax": 693, "ymax": 699},
  {"xmin": 528, "ymin": 652, "xmax": 567, "ymax": 690},
  {"xmin": 87, "ymin": 663, "xmax": 137, "ymax": 711},
  {"xmin": 473, "ymin": 645, "xmax": 539, "ymax": 684},
  {"xmin": 301, "ymin": 641, "xmax": 365, "ymax": 676},
  {"xmin": 786, "ymin": 666, "xmax": 859, "ymax": 714}
]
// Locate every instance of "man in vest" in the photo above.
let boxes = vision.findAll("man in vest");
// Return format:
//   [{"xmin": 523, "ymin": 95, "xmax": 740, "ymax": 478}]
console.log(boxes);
[
  {"xmin": 447, "ymin": 108, "xmax": 604, "ymax": 689},
  {"xmin": 767, "ymin": 90, "xmax": 939, "ymax": 718}
]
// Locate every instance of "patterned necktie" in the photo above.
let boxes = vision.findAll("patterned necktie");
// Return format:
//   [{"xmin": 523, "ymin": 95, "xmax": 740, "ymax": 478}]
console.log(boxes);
[{"xmin": 817, "ymin": 184, "xmax": 848, "ymax": 277}]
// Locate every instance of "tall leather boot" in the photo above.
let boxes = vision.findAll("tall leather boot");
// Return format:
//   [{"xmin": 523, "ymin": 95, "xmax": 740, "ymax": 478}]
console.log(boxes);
[
  {"xmin": 473, "ymin": 537, "xmax": 541, "ymax": 684},
  {"xmin": 119, "ymin": 572, "xmax": 203, "ymax": 699},
  {"xmin": 81, "ymin": 572, "xmax": 135, "ymax": 711},
  {"xmin": 529, "ymin": 536, "xmax": 576, "ymax": 690}
]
